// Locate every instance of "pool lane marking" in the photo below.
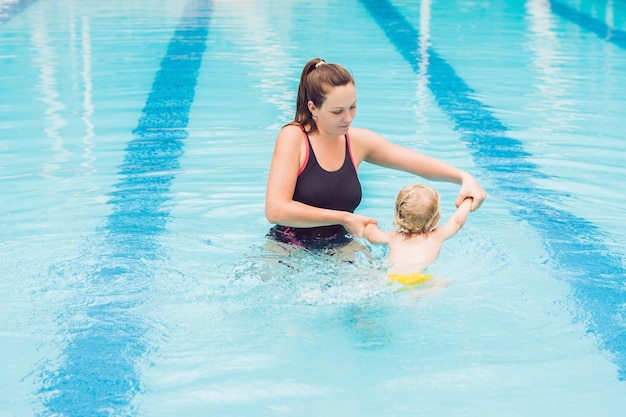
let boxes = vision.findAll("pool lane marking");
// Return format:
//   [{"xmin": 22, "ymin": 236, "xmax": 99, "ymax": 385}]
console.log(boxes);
[
  {"xmin": 0, "ymin": 0, "xmax": 37, "ymax": 26},
  {"xmin": 38, "ymin": 1, "xmax": 212, "ymax": 414},
  {"xmin": 359, "ymin": 0, "xmax": 626, "ymax": 381},
  {"xmin": 550, "ymin": 0, "xmax": 626, "ymax": 50}
]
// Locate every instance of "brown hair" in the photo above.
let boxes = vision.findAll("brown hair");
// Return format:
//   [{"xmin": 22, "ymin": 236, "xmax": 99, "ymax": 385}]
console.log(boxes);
[
  {"xmin": 286, "ymin": 58, "xmax": 354, "ymax": 134},
  {"xmin": 394, "ymin": 184, "xmax": 441, "ymax": 237}
]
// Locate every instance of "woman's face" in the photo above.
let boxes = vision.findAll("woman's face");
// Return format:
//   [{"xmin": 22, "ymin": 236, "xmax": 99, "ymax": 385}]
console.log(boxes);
[{"xmin": 310, "ymin": 83, "xmax": 357, "ymax": 135}]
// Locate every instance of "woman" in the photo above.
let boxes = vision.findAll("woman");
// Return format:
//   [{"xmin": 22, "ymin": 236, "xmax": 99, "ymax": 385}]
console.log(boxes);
[{"xmin": 265, "ymin": 58, "xmax": 486, "ymax": 250}]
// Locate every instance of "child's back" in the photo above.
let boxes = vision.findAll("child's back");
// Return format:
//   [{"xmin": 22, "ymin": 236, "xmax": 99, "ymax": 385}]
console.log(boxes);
[{"xmin": 384, "ymin": 230, "xmax": 444, "ymax": 275}]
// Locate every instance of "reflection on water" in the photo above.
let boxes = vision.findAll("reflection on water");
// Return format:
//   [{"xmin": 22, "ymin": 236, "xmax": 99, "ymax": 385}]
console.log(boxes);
[
  {"xmin": 79, "ymin": 15, "xmax": 96, "ymax": 173},
  {"xmin": 29, "ymin": 11, "xmax": 71, "ymax": 179},
  {"xmin": 525, "ymin": 0, "xmax": 583, "ymax": 133},
  {"xmin": 2, "ymin": 0, "xmax": 626, "ymax": 414},
  {"xmin": 229, "ymin": 239, "xmax": 387, "ymax": 305},
  {"xmin": 35, "ymin": 1, "xmax": 212, "ymax": 414},
  {"xmin": 227, "ymin": 240, "xmax": 397, "ymax": 350}
]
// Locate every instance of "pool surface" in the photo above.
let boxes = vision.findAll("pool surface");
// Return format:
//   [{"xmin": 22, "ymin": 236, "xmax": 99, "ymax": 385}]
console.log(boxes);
[{"xmin": 1, "ymin": 0, "xmax": 625, "ymax": 416}]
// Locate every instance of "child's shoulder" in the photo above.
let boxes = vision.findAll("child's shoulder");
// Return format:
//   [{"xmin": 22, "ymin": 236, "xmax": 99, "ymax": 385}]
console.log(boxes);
[
  {"xmin": 389, "ymin": 231, "xmax": 425, "ymax": 246},
  {"xmin": 427, "ymin": 227, "xmax": 445, "ymax": 239},
  {"xmin": 387, "ymin": 230, "xmax": 408, "ymax": 241}
]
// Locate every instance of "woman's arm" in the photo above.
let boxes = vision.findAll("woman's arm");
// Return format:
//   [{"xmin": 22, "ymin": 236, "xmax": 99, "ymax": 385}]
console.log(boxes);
[
  {"xmin": 264, "ymin": 126, "xmax": 376, "ymax": 236},
  {"xmin": 352, "ymin": 127, "xmax": 487, "ymax": 211}
]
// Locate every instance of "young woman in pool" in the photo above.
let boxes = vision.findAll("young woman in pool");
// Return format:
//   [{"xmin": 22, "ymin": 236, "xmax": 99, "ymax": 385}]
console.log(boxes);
[{"xmin": 265, "ymin": 58, "xmax": 486, "ymax": 250}]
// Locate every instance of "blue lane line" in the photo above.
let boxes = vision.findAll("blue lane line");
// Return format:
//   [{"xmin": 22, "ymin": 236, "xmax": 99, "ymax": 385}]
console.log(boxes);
[
  {"xmin": 550, "ymin": 0, "xmax": 626, "ymax": 50},
  {"xmin": 38, "ymin": 1, "xmax": 212, "ymax": 415},
  {"xmin": 359, "ymin": 0, "xmax": 626, "ymax": 381},
  {"xmin": 0, "ymin": 0, "xmax": 37, "ymax": 26}
]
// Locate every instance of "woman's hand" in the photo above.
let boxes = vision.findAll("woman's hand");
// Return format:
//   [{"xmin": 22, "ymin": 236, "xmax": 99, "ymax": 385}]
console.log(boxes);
[
  {"xmin": 456, "ymin": 174, "xmax": 487, "ymax": 211},
  {"xmin": 343, "ymin": 213, "xmax": 378, "ymax": 238}
]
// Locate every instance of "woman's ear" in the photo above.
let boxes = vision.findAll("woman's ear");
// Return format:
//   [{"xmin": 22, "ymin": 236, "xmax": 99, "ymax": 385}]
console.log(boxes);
[{"xmin": 307, "ymin": 100, "xmax": 316, "ymax": 116}]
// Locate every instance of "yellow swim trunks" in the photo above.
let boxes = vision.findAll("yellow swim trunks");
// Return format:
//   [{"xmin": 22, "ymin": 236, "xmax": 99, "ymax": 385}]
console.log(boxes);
[{"xmin": 388, "ymin": 273, "xmax": 433, "ymax": 286}]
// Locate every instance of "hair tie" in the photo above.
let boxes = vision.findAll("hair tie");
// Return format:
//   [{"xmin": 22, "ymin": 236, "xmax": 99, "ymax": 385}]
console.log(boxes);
[{"xmin": 315, "ymin": 60, "xmax": 326, "ymax": 68}]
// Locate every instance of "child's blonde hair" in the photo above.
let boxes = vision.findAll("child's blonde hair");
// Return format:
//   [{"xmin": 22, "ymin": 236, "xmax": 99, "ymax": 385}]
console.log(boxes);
[{"xmin": 394, "ymin": 184, "xmax": 441, "ymax": 237}]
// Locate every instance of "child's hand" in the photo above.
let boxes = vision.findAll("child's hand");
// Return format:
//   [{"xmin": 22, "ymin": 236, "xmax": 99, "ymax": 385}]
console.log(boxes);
[
  {"xmin": 362, "ymin": 223, "xmax": 375, "ymax": 239},
  {"xmin": 345, "ymin": 214, "xmax": 377, "ymax": 238},
  {"xmin": 362, "ymin": 223, "xmax": 390, "ymax": 245}
]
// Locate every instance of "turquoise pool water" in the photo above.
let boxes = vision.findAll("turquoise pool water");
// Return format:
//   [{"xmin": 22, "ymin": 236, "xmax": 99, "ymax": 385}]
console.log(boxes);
[{"xmin": 1, "ymin": 0, "xmax": 625, "ymax": 415}]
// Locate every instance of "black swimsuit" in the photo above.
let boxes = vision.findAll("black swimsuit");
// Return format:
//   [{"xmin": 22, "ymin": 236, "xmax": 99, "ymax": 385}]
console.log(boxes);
[{"xmin": 268, "ymin": 127, "xmax": 362, "ymax": 249}]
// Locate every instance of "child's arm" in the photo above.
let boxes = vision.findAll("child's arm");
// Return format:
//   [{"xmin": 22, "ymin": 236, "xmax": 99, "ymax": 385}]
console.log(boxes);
[
  {"xmin": 363, "ymin": 223, "xmax": 391, "ymax": 245},
  {"xmin": 433, "ymin": 197, "xmax": 472, "ymax": 241}
]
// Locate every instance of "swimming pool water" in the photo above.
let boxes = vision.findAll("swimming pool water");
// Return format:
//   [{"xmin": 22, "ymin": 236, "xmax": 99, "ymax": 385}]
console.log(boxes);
[{"xmin": 1, "ymin": 0, "xmax": 625, "ymax": 416}]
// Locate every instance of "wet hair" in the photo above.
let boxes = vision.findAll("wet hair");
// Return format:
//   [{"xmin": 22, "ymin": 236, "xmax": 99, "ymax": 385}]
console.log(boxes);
[
  {"xmin": 394, "ymin": 184, "xmax": 441, "ymax": 237},
  {"xmin": 287, "ymin": 58, "xmax": 354, "ymax": 134}
]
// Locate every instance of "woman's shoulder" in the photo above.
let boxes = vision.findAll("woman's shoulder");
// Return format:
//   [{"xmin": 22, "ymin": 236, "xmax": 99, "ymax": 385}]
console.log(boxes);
[
  {"xmin": 348, "ymin": 126, "xmax": 385, "ymax": 144},
  {"xmin": 347, "ymin": 126, "xmax": 387, "ymax": 160},
  {"xmin": 347, "ymin": 126, "xmax": 373, "ymax": 137},
  {"xmin": 279, "ymin": 123, "xmax": 304, "ymax": 134},
  {"xmin": 276, "ymin": 124, "xmax": 306, "ymax": 142}
]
